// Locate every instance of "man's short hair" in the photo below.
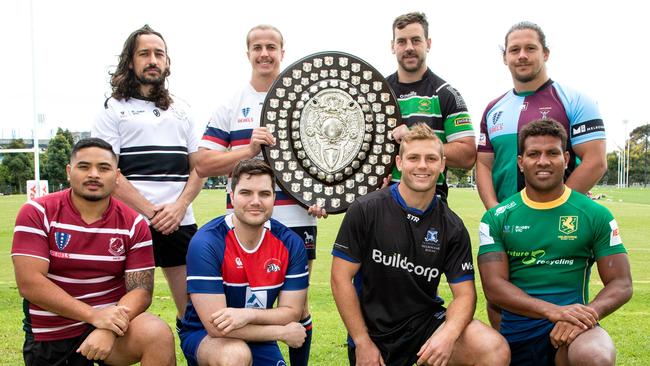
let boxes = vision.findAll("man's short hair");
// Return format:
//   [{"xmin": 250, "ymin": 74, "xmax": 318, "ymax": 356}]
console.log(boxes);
[
  {"xmin": 399, "ymin": 123, "xmax": 444, "ymax": 157},
  {"xmin": 246, "ymin": 24, "xmax": 284, "ymax": 49},
  {"xmin": 518, "ymin": 119, "xmax": 567, "ymax": 153},
  {"xmin": 71, "ymin": 138, "xmax": 118, "ymax": 163},
  {"xmin": 502, "ymin": 21, "xmax": 549, "ymax": 55},
  {"xmin": 231, "ymin": 159, "xmax": 276, "ymax": 192},
  {"xmin": 392, "ymin": 12, "xmax": 429, "ymax": 39}
]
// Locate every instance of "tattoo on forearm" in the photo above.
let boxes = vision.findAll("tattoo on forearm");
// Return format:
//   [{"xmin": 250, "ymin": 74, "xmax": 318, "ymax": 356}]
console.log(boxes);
[
  {"xmin": 125, "ymin": 269, "xmax": 154, "ymax": 292},
  {"xmin": 478, "ymin": 252, "xmax": 505, "ymax": 264}
]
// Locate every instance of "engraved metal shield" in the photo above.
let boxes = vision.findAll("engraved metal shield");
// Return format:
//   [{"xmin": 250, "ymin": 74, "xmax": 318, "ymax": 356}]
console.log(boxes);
[{"xmin": 261, "ymin": 51, "xmax": 400, "ymax": 213}]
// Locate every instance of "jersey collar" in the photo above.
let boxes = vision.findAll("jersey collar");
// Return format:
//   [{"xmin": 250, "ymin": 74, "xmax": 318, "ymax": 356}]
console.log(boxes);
[
  {"xmin": 513, "ymin": 78, "xmax": 553, "ymax": 97},
  {"xmin": 390, "ymin": 183, "xmax": 437, "ymax": 216},
  {"xmin": 521, "ymin": 185, "xmax": 572, "ymax": 210}
]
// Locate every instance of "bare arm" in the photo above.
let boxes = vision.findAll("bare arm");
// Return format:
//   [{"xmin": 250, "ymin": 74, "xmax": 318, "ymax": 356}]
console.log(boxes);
[
  {"xmin": 589, "ymin": 253, "xmax": 633, "ymax": 319},
  {"xmin": 195, "ymin": 127, "xmax": 275, "ymax": 178},
  {"xmin": 417, "ymin": 280, "xmax": 476, "ymax": 365},
  {"xmin": 150, "ymin": 152, "xmax": 206, "ymax": 234},
  {"xmin": 112, "ymin": 175, "xmax": 157, "ymax": 220},
  {"xmin": 331, "ymin": 257, "xmax": 385, "ymax": 365},
  {"xmin": 477, "ymin": 252, "xmax": 598, "ymax": 329},
  {"xmin": 12, "ymin": 256, "xmax": 130, "ymax": 335},
  {"xmin": 443, "ymin": 136, "xmax": 477, "ymax": 169},
  {"xmin": 119, "ymin": 269, "xmax": 154, "ymax": 319},
  {"xmin": 476, "ymin": 152, "xmax": 499, "ymax": 209},
  {"xmin": 566, "ymin": 139, "xmax": 607, "ymax": 194}
]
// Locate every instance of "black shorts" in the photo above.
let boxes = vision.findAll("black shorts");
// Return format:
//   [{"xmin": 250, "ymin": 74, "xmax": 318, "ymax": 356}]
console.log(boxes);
[
  {"xmin": 347, "ymin": 309, "xmax": 446, "ymax": 366},
  {"xmin": 508, "ymin": 331, "xmax": 557, "ymax": 366},
  {"xmin": 289, "ymin": 226, "xmax": 317, "ymax": 260},
  {"xmin": 150, "ymin": 224, "xmax": 197, "ymax": 267},
  {"xmin": 23, "ymin": 326, "xmax": 106, "ymax": 366}
]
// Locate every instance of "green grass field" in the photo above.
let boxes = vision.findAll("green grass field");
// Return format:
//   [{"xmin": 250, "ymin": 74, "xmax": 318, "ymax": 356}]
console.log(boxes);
[{"xmin": 1, "ymin": 187, "xmax": 648, "ymax": 365}]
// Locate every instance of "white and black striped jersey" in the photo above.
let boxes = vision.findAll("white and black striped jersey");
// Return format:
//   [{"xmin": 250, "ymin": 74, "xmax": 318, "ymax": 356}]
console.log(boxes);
[{"xmin": 93, "ymin": 96, "xmax": 199, "ymax": 225}]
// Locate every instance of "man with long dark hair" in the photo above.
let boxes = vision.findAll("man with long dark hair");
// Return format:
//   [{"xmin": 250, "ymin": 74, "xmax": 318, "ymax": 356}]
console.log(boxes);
[{"xmin": 93, "ymin": 25, "xmax": 203, "ymax": 329}]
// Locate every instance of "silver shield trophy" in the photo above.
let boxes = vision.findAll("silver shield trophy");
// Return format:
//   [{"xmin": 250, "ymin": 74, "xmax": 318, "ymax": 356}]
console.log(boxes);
[{"xmin": 261, "ymin": 51, "xmax": 400, "ymax": 213}]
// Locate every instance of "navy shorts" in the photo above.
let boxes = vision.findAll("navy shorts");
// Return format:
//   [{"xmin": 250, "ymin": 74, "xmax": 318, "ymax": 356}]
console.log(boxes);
[
  {"xmin": 290, "ymin": 226, "xmax": 317, "ymax": 260},
  {"xmin": 508, "ymin": 331, "xmax": 557, "ymax": 366},
  {"xmin": 179, "ymin": 328, "xmax": 286, "ymax": 366},
  {"xmin": 23, "ymin": 326, "xmax": 106, "ymax": 366},
  {"xmin": 150, "ymin": 224, "xmax": 197, "ymax": 267}
]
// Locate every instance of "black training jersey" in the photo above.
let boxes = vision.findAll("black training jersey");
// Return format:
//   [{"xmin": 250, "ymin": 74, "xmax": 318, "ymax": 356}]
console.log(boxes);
[{"xmin": 332, "ymin": 184, "xmax": 474, "ymax": 340}]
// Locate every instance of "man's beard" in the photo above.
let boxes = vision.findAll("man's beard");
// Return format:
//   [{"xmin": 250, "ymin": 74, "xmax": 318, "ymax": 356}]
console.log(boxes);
[
  {"xmin": 398, "ymin": 52, "xmax": 424, "ymax": 73},
  {"xmin": 135, "ymin": 67, "xmax": 168, "ymax": 86}
]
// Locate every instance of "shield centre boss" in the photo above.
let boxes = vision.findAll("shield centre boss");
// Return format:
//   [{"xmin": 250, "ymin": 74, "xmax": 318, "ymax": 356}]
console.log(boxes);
[{"xmin": 261, "ymin": 51, "xmax": 400, "ymax": 213}]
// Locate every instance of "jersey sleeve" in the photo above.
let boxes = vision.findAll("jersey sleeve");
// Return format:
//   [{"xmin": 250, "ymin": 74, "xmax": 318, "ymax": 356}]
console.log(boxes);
[
  {"xmin": 199, "ymin": 101, "xmax": 233, "ymax": 151},
  {"xmin": 443, "ymin": 221, "xmax": 475, "ymax": 283},
  {"xmin": 331, "ymin": 201, "xmax": 365, "ymax": 263},
  {"xmin": 557, "ymin": 86, "xmax": 606, "ymax": 146},
  {"xmin": 439, "ymin": 84, "xmax": 474, "ymax": 142},
  {"xmin": 590, "ymin": 206, "xmax": 627, "ymax": 259},
  {"xmin": 11, "ymin": 201, "xmax": 50, "ymax": 262},
  {"xmin": 185, "ymin": 107, "xmax": 200, "ymax": 154},
  {"xmin": 477, "ymin": 210, "xmax": 506, "ymax": 256},
  {"xmin": 477, "ymin": 106, "xmax": 494, "ymax": 153},
  {"xmin": 124, "ymin": 215, "xmax": 155, "ymax": 272},
  {"xmin": 92, "ymin": 101, "xmax": 122, "ymax": 154},
  {"xmin": 186, "ymin": 228, "xmax": 226, "ymax": 294},
  {"xmin": 281, "ymin": 229, "xmax": 309, "ymax": 291}
]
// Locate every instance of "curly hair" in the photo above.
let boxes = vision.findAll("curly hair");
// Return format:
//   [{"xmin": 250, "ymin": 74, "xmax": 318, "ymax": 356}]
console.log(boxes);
[
  {"xmin": 110, "ymin": 24, "xmax": 173, "ymax": 110},
  {"xmin": 518, "ymin": 118, "xmax": 567, "ymax": 153}
]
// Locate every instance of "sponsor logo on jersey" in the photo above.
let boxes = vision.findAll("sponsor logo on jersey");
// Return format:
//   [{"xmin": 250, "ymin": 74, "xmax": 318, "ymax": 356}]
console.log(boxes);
[
  {"xmin": 454, "ymin": 117, "xmax": 471, "ymax": 126},
  {"xmin": 242, "ymin": 107, "xmax": 251, "ymax": 117},
  {"xmin": 399, "ymin": 91, "xmax": 417, "ymax": 99},
  {"xmin": 492, "ymin": 111, "xmax": 503, "ymax": 125},
  {"xmin": 55, "ymin": 232, "xmax": 72, "ymax": 251},
  {"xmin": 245, "ymin": 287, "xmax": 267, "ymax": 308},
  {"xmin": 509, "ymin": 248, "xmax": 575, "ymax": 266},
  {"xmin": 571, "ymin": 119, "xmax": 605, "ymax": 138},
  {"xmin": 235, "ymin": 257, "xmax": 243, "ymax": 268},
  {"xmin": 521, "ymin": 249, "xmax": 545, "ymax": 265},
  {"xmin": 108, "ymin": 237, "xmax": 125, "ymax": 256},
  {"xmin": 264, "ymin": 258, "xmax": 282, "ymax": 273},
  {"xmin": 559, "ymin": 216, "xmax": 578, "ymax": 234},
  {"xmin": 153, "ymin": 109, "xmax": 161, "ymax": 117},
  {"xmin": 494, "ymin": 201, "xmax": 516, "ymax": 217},
  {"xmin": 371, "ymin": 249, "xmax": 440, "ymax": 282},
  {"xmin": 461, "ymin": 262, "xmax": 474, "ymax": 271},
  {"xmin": 478, "ymin": 133, "xmax": 486, "ymax": 146},
  {"xmin": 539, "ymin": 106, "xmax": 552, "ymax": 119},
  {"xmin": 406, "ymin": 213, "xmax": 420, "ymax": 222},
  {"xmin": 504, "ymin": 225, "xmax": 533, "ymax": 234},
  {"xmin": 609, "ymin": 219, "xmax": 623, "ymax": 246},
  {"xmin": 131, "ymin": 109, "xmax": 145, "ymax": 115}
]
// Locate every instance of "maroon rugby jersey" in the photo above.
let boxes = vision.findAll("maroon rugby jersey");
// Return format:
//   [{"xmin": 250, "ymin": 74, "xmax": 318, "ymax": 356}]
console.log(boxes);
[{"xmin": 11, "ymin": 189, "xmax": 154, "ymax": 341}]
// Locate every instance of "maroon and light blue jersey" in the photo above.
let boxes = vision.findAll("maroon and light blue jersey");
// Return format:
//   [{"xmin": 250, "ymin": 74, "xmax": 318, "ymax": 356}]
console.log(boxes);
[
  {"xmin": 478, "ymin": 80, "xmax": 605, "ymax": 202},
  {"xmin": 182, "ymin": 214, "xmax": 309, "ymax": 332},
  {"xmin": 11, "ymin": 189, "xmax": 154, "ymax": 341}
]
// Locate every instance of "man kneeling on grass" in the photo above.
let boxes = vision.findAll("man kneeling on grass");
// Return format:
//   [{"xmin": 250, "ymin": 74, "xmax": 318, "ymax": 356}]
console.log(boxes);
[
  {"xmin": 179, "ymin": 159, "xmax": 309, "ymax": 366},
  {"xmin": 12, "ymin": 138, "xmax": 175, "ymax": 366}
]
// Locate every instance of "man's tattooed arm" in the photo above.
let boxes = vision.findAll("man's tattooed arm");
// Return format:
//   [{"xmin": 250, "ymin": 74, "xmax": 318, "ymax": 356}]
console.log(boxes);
[{"xmin": 125, "ymin": 269, "xmax": 154, "ymax": 293}]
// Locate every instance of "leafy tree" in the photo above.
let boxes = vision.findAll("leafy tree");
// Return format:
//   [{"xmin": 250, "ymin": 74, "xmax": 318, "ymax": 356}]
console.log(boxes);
[
  {"xmin": 1, "ymin": 139, "xmax": 34, "ymax": 194},
  {"xmin": 43, "ymin": 128, "xmax": 73, "ymax": 191}
]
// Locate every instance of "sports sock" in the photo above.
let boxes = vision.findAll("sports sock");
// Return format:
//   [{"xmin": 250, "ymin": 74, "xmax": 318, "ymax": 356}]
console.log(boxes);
[{"xmin": 289, "ymin": 315, "xmax": 312, "ymax": 366}]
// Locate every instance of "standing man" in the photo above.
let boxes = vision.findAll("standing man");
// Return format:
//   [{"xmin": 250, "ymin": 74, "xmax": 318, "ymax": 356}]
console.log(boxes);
[
  {"xmin": 387, "ymin": 12, "xmax": 476, "ymax": 201},
  {"xmin": 478, "ymin": 119, "xmax": 631, "ymax": 365},
  {"xmin": 93, "ymin": 25, "xmax": 204, "ymax": 326},
  {"xmin": 476, "ymin": 21, "xmax": 607, "ymax": 210},
  {"xmin": 195, "ymin": 24, "xmax": 321, "ymax": 366},
  {"xmin": 331, "ymin": 124, "xmax": 509, "ymax": 366},
  {"xmin": 12, "ymin": 138, "xmax": 175, "ymax": 365},
  {"xmin": 180, "ymin": 159, "xmax": 309, "ymax": 366}
]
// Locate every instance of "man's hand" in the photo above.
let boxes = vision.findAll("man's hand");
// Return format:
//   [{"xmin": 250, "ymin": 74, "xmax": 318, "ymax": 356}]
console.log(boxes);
[
  {"xmin": 391, "ymin": 125, "xmax": 409, "ymax": 144},
  {"xmin": 307, "ymin": 204, "xmax": 328, "ymax": 219},
  {"xmin": 77, "ymin": 328, "xmax": 117, "ymax": 361},
  {"xmin": 210, "ymin": 307, "xmax": 253, "ymax": 334},
  {"xmin": 280, "ymin": 321, "xmax": 307, "ymax": 348},
  {"xmin": 151, "ymin": 201, "xmax": 187, "ymax": 235},
  {"xmin": 546, "ymin": 304, "xmax": 599, "ymax": 329},
  {"xmin": 354, "ymin": 337, "xmax": 386, "ymax": 366},
  {"xmin": 90, "ymin": 306, "xmax": 130, "ymax": 336},
  {"xmin": 549, "ymin": 320, "xmax": 586, "ymax": 348},
  {"xmin": 416, "ymin": 332, "xmax": 455, "ymax": 366},
  {"xmin": 248, "ymin": 127, "xmax": 276, "ymax": 157}
]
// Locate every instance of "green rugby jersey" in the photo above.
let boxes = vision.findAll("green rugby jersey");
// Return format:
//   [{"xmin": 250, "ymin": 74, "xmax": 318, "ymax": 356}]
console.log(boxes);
[
  {"xmin": 387, "ymin": 69, "xmax": 474, "ymax": 199},
  {"xmin": 478, "ymin": 187, "xmax": 626, "ymax": 341}
]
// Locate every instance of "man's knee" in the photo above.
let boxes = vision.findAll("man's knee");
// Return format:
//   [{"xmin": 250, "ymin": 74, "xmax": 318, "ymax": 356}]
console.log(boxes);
[
  {"xmin": 567, "ymin": 329, "xmax": 616, "ymax": 366},
  {"xmin": 198, "ymin": 338, "xmax": 252, "ymax": 366},
  {"xmin": 456, "ymin": 320, "xmax": 510, "ymax": 366},
  {"xmin": 129, "ymin": 313, "xmax": 175, "ymax": 351}
]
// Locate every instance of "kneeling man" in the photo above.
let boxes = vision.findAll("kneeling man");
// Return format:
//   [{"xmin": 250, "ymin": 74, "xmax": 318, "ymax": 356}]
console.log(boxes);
[
  {"xmin": 180, "ymin": 159, "xmax": 309, "ymax": 366},
  {"xmin": 331, "ymin": 124, "xmax": 509, "ymax": 366},
  {"xmin": 478, "ymin": 119, "xmax": 632, "ymax": 366},
  {"xmin": 12, "ymin": 138, "xmax": 175, "ymax": 365}
]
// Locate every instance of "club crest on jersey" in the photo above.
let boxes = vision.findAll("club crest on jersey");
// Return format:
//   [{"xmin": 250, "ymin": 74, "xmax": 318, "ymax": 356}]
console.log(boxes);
[
  {"xmin": 152, "ymin": 109, "xmax": 161, "ymax": 117},
  {"xmin": 264, "ymin": 258, "xmax": 282, "ymax": 273},
  {"xmin": 425, "ymin": 229, "xmax": 439, "ymax": 243},
  {"xmin": 491, "ymin": 111, "xmax": 503, "ymax": 125},
  {"xmin": 108, "ymin": 237, "xmax": 125, "ymax": 256},
  {"xmin": 418, "ymin": 99, "xmax": 432, "ymax": 112},
  {"xmin": 539, "ymin": 107, "xmax": 552, "ymax": 119},
  {"xmin": 559, "ymin": 216, "xmax": 578, "ymax": 235},
  {"xmin": 242, "ymin": 107, "xmax": 251, "ymax": 117},
  {"xmin": 245, "ymin": 288, "xmax": 267, "ymax": 309},
  {"xmin": 54, "ymin": 232, "xmax": 72, "ymax": 251}
]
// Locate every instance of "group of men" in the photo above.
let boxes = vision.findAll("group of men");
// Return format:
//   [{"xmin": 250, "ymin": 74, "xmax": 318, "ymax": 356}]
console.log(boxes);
[{"xmin": 11, "ymin": 10, "xmax": 631, "ymax": 366}]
